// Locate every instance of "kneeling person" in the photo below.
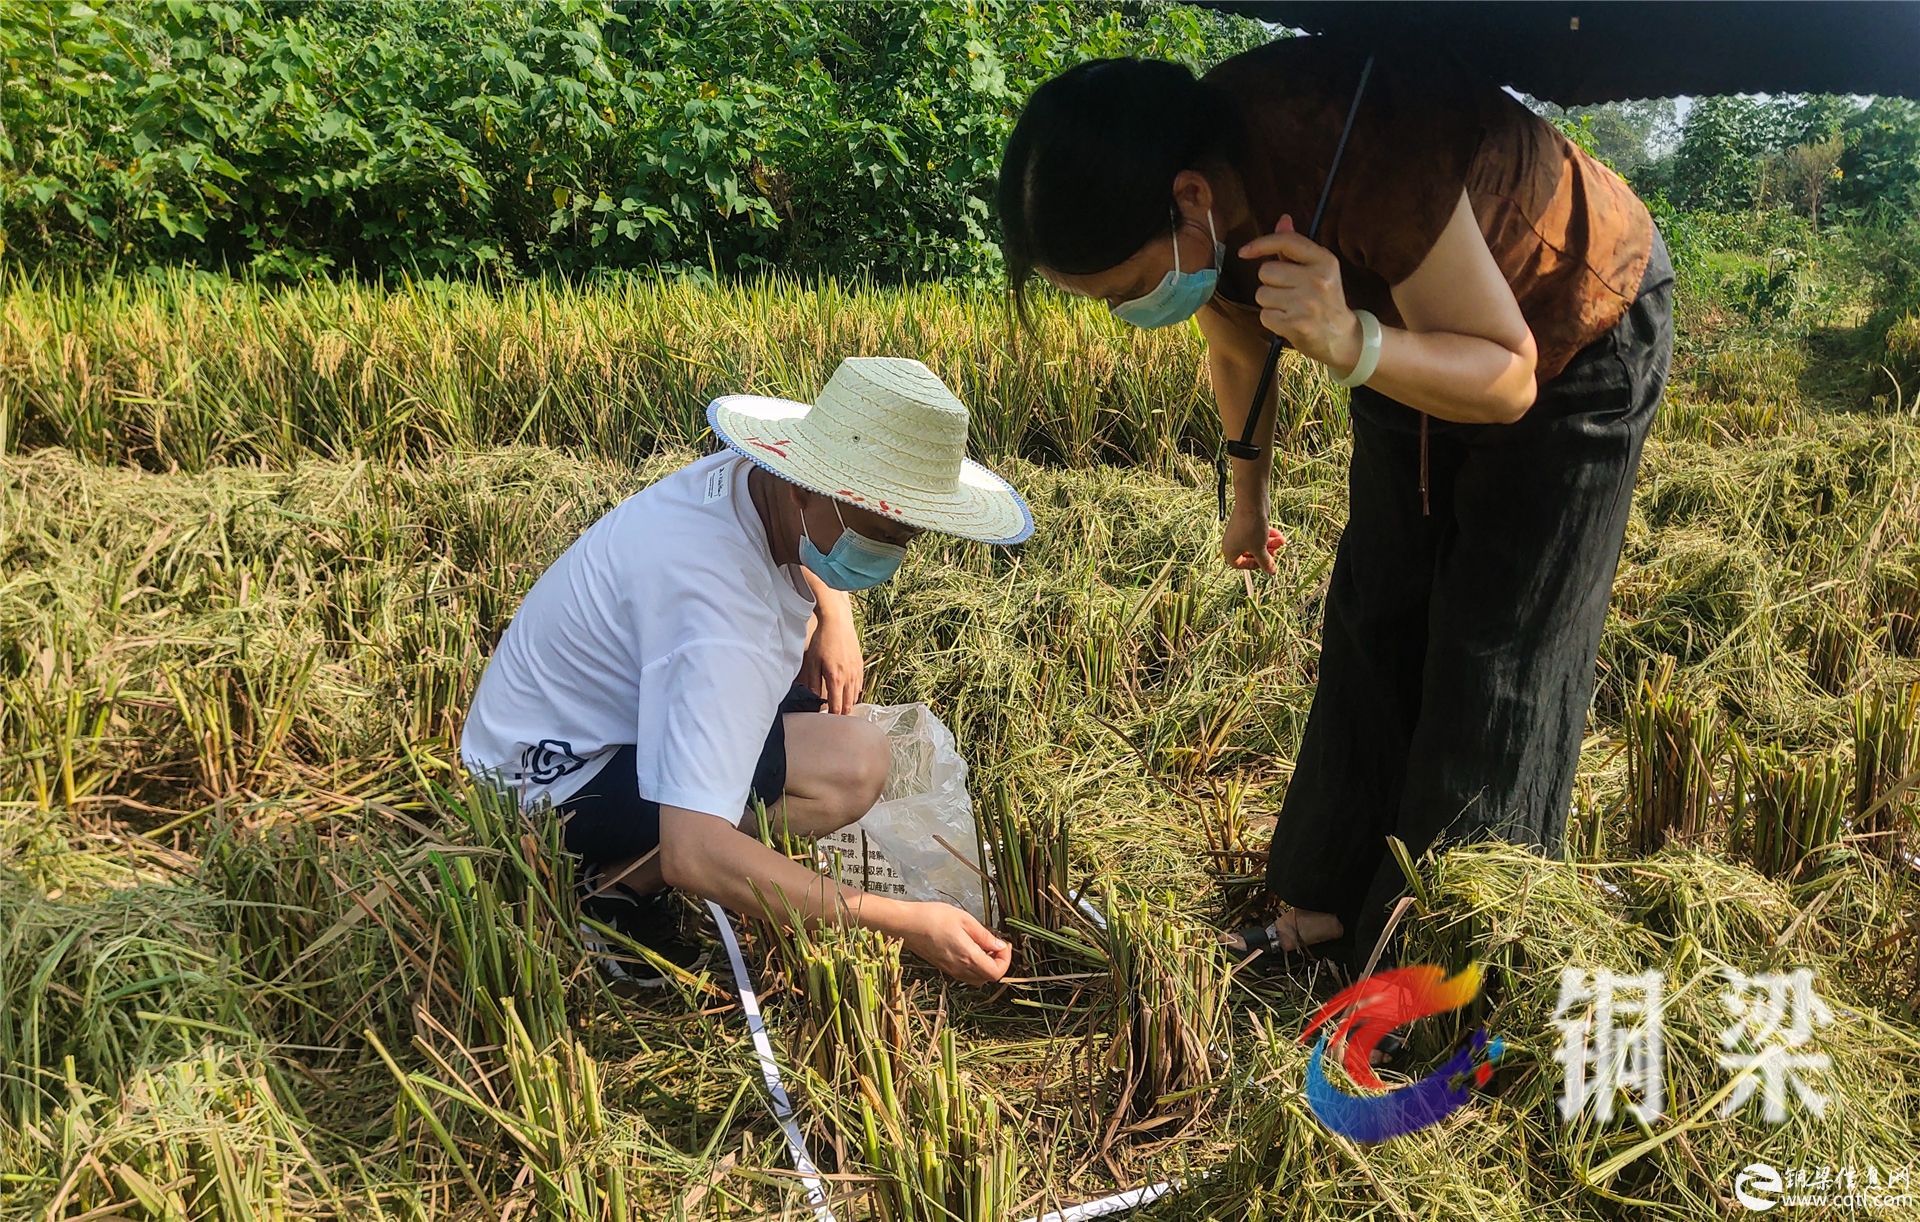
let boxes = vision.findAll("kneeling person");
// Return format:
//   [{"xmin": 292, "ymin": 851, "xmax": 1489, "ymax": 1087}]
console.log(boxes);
[{"xmin": 460, "ymin": 357, "xmax": 1032, "ymax": 985}]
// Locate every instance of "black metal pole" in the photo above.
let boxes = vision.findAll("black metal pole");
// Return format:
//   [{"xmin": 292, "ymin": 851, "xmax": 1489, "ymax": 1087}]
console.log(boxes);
[{"xmin": 1217, "ymin": 54, "xmax": 1374, "ymax": 521}]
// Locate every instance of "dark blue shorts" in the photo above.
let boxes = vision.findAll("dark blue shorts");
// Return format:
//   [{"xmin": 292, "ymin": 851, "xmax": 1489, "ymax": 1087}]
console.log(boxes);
[{"xmin": 556, "ymin": 682, "xmax": 826, "ymax": 866}]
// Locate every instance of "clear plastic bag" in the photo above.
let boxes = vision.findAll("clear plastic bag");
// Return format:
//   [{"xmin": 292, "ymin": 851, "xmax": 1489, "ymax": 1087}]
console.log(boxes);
[{"xmin": 814, "ymin": 703, "xmax": 986, "ymax": 921}]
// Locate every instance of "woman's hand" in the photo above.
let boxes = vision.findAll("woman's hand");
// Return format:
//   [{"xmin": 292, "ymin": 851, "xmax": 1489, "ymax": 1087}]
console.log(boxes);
[
  {"xmin": 1241, "ymin": 215, "xmax": 1364, "ymax": 374},
  {"xmin": 897, "ymin": 901, "xmax": 1011, "ymax": 985},
  {"xmin": 1223, "ymin": 499, "xmax": 1284, "ymax": 575},
  {"xmin": 800, "ymin": 606, "xmax": 864, "ymax": 714}
]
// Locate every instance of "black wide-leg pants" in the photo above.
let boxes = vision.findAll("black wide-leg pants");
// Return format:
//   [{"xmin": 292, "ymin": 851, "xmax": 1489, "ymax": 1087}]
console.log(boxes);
[{"xmin": 1266, "ymin": 230, "xmax": 1675, "ymax": 973}]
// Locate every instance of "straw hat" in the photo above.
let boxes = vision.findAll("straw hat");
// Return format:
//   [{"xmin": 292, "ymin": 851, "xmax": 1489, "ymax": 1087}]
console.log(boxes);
[{"xmin": 707, "ymin": 357, "xmax": 1034, "ymax": 545}]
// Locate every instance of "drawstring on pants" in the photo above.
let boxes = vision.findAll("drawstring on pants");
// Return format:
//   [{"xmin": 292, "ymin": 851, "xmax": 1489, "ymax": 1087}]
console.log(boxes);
[{"xmin": 1419, "ymin": 412, "xmax": 1431, "ymax": 516}]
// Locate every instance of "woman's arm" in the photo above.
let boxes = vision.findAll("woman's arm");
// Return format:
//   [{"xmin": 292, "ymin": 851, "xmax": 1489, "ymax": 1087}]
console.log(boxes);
[
  {"xmin": 1240, "ymin": 190, "xmax": 1539, "ymax": 424},
  {"xmin": 1370, "ymin": 190, "xmax": 1538, "ymax": 420},
  {"xmin": 1197, "ymin": 303, "xmax": 1278, "ymax": 502},
  {"xmin": 1196, "ymin": 305, "xmax": 1288, "ymax": 574}
]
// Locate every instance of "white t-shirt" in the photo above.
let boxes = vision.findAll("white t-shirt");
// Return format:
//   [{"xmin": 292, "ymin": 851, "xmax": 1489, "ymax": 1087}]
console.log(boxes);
[{"xmin": 460, "ymin": 452, "xmax": 817, "ymax": 820}]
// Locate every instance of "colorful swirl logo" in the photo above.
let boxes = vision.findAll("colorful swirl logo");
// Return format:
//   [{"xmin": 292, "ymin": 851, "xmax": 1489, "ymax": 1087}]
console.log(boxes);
[{"xmin": 1301, "ymin": 963, "xmax": 1505, "ymax": 1143}]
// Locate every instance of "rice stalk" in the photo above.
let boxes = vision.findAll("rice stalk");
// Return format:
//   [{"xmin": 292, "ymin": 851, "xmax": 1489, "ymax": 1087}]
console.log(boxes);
[
  {"xmin": 0, "ymin": 269, "xmax": 1264, "ymax": 474},
  {"xmin": 1091, "ymin": 890, "xmax": 1229, "ymax": 1144},
  {"xmin": 1873, "ymin": 547, "xmax": 1920, "ymax": 657},
  {"xmin": 404, "ymin": 781, "xmax": 577, "ymax": 1051},
  {"xmin": 1792, "ymin": 591, "xmax": 1882, "ymax": 697},
  {"xmin": 27, "ymin": 1047, "xmax": 348, "ymax": 1220},
  {"xmin": 0, "ymin": 876, "xmax": 252, "ymax": 1136},
  {"xmin": 371, "ymin": 1000, "xmax": 632, "ymax": 1220},
  {"xmin": 1200, "ymin": 774, "xmax": 1267, "ymax": 917},
  {"xmin": 1852, "ymin": 682, "xmax": 1920, "ymax": 862},
  {"xmin": 199, "ymin": 810, "xmax": 419, "ymax": 1053},
  {"xmin": 1731, "ymin": 740, "xmax": 1852, "ymax": 879},
  {"xmin": 157, "ymin": 645, "xmax": 323, "ymax": 802},
  {"xmin": 1624, "ymin": 656, "xmax": 1725, "ymax": 855},
  {"xmin": 764, "ymin": 918, "xmax": 911, "ymax": 1142},
  {"xmin": 847, "ymin": 1025, "xmax": 1018, "ymax": 1222},
  {"xmin": 770, "ymin": 922, "xmax": 1017, "ymax": 1221},
  {"xmin": 977, "ymin": 776, "xmax": 1088, "ymax": 977},
  {"xmin": 0, "ymin": 627, "xmax": 131, "ymax": 811}
]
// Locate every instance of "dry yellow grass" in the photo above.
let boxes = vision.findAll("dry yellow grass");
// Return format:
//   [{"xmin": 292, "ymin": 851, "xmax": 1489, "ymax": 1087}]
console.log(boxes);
[{"xmin": 4, "ymin": 274, "xmax": 1920, "ymax": 1219}]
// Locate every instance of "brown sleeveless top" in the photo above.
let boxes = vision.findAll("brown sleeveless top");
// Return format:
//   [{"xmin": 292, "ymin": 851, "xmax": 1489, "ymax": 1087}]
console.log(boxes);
[{"xmin": 1199, "ymin": 39, "xmax": 1653, "ymax": 383}]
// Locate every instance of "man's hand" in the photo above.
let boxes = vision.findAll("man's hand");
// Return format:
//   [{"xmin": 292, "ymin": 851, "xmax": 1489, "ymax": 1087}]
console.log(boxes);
[
  {"xmin": 1240, "ymin": 215, "xmax": 1362, "ymax": 372},
  {"xmin": 661, "ymin": 807, "xmax": 1010, "ymax": 986},
  {"xmin": 1223, "ymin": 499, "xmax": 1284, "ymax": 574},
  {"xmin": 800, "ymin": 607, "xmax": 864, "ymax": 714},
  {"xmin": 896, "ymin": 901, "xmax": 1011, "ymax": 985}
]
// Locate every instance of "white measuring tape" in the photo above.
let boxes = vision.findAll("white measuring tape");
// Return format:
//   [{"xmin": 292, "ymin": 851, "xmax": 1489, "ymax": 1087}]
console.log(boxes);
[
  {"xmin": 1072, "ymin": 890, "xmax": 1109, "ymax": 931},
  {"xmin": 707, "ymin": 900, "xmax": 1178, "ymax": 1222},
  {"xmin": 1020, "ymin": 1180, "xmax": 1178, "ymax": 1222},
  {"xmin": 708, "ymin": 901, "xmax": 838, "ymax": 1222}
]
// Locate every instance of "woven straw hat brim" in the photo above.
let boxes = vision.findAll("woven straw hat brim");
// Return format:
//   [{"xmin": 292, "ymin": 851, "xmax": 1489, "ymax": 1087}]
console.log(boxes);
[{"xmin": 707, "ymin": 395, "xmax": 1033, "ymax": 545}]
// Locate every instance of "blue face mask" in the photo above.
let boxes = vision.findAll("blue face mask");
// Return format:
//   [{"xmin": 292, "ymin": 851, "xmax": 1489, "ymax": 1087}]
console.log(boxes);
[
  {"xmin": 800, "ymin": 499, "xmax": 908, "ymax": 591},
  {"xmin": 1111, "ymin": 210, "xmax": 1223, "ymax": 330}
]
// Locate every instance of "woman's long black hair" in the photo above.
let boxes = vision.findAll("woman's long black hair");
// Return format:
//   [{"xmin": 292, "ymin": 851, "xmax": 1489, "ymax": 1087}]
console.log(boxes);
[{"xmin": 997, "ymin": 58, "xmax": 1240, "ymax": 314}]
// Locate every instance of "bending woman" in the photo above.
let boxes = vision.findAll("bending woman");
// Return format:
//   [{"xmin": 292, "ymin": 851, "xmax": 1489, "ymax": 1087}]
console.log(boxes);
[{"xmin": 997, "ymin": 40, "xmax": 1672, "ymax": 972}]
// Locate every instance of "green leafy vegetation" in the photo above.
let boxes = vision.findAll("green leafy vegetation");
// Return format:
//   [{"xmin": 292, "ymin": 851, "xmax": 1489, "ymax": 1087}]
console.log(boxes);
[{"xmin": 0, "ymin": 0, "xmax": 1262, "ymax": 282}]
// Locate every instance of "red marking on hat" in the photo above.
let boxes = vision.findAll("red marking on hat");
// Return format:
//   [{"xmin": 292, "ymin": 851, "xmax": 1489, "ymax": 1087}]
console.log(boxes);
[{"xmin": 744, "ymin": 436, "xmax": 792, "ymax": 458}]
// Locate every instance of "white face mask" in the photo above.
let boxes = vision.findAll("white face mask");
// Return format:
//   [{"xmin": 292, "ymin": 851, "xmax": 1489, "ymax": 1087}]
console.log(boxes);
[
  {"xmin": 1111, "ymin": 210, "xmax": 1223, "ymax": 329},
  {"xmin": 800, "ymin": 499, "xmax": 907, "ymax": 591}
]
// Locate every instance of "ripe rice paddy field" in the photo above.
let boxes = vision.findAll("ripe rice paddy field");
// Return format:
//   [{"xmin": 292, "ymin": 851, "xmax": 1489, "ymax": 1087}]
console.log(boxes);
[{"xmin": 2, "ymin": 270, "xmax": 1919, "ymax": 1220}]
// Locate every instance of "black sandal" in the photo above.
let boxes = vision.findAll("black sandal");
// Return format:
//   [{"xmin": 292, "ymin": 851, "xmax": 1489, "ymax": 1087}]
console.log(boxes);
[
  {"xmin": 1371, "ymin": 1029, "xmax": 1410, "ymax": 1073},
  {"xmin": 1225, "ymin": 918, "xmax": 1347, "ymax": 972}
]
